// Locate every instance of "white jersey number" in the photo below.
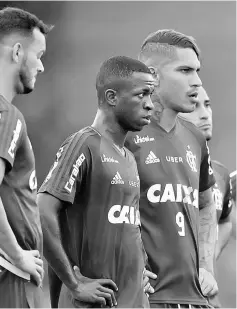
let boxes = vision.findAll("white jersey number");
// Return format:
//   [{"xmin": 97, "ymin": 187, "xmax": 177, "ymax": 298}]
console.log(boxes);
[{"xmin": 176, "ymin": 212, "xmax": 185, "ymax": 236}]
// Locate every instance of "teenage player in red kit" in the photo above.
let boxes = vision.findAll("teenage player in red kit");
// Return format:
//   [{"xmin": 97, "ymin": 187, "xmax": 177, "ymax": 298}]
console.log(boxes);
[
  {"xmin": 125, "ymin": 29, "xmax": 218, "ymax": 308},
  {"xmin": 0, "ymin": 7, "xmax": 52, "ymax": 308},
  {"xmin": 38, "ymin": 56, "xmax": 157, "ymax": 308},
  {"xmin": 179, "ymin": 86, "xmax": 233, "ymax": 307}
]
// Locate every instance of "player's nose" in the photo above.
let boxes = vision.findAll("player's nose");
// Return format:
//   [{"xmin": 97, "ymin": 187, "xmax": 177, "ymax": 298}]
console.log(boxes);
[
  {"xmin": 144, "ymin": 96, "xmax": 154, "ymax": 111},
  {"xmin": 199, "ymin": 105, "xmax": 210, "ymax": 120},
  {"xmin": 190, "ymin": 72, "xmax": 202, "ymax": 88},
  {"xmin": 38, "ymin": 60, "xmax": 44, "ymax": 74}
]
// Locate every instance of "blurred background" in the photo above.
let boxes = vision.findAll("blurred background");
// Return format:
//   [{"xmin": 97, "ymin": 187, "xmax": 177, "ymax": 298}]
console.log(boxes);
[{"xmin": 0, "ymin": 1, "xmax": 236, "ymax": 307}]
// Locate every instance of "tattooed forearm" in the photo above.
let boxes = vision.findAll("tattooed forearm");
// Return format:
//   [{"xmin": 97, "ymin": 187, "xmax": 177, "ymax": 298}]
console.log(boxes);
[{"xmin": 199, "ymin": 188, "xmax": 217, "ymax": 274}]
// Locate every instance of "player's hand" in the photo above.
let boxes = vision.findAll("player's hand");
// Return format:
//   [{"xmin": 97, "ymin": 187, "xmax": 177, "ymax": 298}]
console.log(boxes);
[
  {"xmin": 199, "ymin": 268, "xmax": 218, "ymax": 297},
  {"xmin": 71, "ymin": 265, "xmax": 118, "ymax": 308},
  {"xmin": 143, "ymin": 268, "xmax": 157, "ymax": 295},
  {"xmin": 13, "ymin": 249, "xmax": 44, "ymax": 287}
]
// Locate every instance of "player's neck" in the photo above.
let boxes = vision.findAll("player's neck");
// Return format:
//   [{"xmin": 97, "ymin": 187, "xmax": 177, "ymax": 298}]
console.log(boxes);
[
  {"xmin": 0, "ymin": 72, "xmax": 16, "ymax": 103},
  {"xmin": 92, "ymin": 110, "xmax": 126, "ymax": 148},
  {"xmin": 152, "ymin": 107, "xmax": 178, "ymax": 132}
]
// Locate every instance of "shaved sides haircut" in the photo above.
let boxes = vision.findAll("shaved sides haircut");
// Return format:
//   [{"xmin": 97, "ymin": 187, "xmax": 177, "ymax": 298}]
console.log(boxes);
[{"xmin": 139, "ymin": 29, "xmax": 200, "ymax": 66}]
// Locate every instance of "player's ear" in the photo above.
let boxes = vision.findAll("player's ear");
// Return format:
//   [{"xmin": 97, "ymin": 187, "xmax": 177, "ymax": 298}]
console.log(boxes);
[
  {"xmin": 12, "ymin": 42, "xmax": 24, "ymax": 64},
  {"xmin": 105, "ymin": 89, "xmax": 117, "ymax": 107},
  {"xmin": 148, "ymin": 66, "xmax": 160, "ymax": 86}
]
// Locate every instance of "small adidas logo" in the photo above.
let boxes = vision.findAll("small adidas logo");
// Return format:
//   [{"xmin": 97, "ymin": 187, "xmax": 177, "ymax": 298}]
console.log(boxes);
[
  {"xmin": 145, "ymin": 151, "xmax": 160, "ymax": 164},
  {"xmin": 111, "ymin": 172, "xmax": 124, "ymax": 184}
]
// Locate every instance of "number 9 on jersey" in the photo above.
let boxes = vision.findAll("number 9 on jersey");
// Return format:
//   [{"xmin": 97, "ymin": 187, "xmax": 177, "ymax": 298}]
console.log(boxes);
[{"xmin": 176, "ymin": 212, "xmax": 185, "ymax": 236}]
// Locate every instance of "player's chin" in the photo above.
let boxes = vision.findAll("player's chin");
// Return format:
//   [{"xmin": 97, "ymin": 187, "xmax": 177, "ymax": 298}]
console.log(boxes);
[
  {"xmin": 130, "ymin": 120, "xmax": 150, "ymax": 132},
  {"xmin": 201, "ymin": 128, "xmax": 212, "ymax": 141},
  {"xmin": 23, "ymin": 85, "xmax": 34, "ymax": 94}
]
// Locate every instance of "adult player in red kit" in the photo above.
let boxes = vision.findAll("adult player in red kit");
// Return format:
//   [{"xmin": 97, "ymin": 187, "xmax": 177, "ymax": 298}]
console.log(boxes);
[
  {"xmin": 125, "ymin": 29, "xmax": 218, "ymax": 308},
  {"xmin": 179, "ymin": 86, "xmax": 233, "ymax": 308},
  {"xmin": 0, "ymin": 7, "xmax": 52, "ymax": 308},
  {"xmin": 38, "ymin": 56, "xmax": 156, "ymax": 308}
]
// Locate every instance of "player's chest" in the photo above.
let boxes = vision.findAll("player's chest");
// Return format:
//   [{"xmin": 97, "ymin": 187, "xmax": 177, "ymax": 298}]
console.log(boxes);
[
  {"xmin": 133, "ymin": 134, "xmax": 201, "ymax": 186},
  {"xmin": 92, "ymin": 146, "xmax": 140, "ymax": 194}
]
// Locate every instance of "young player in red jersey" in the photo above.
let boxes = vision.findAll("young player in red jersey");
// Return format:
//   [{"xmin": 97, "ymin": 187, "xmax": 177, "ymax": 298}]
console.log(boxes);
[
  {"xmin": 179, "ymin": 86, "xmax": 233, "ymax": 307},
  {"xmin": 38, "ymin": 56, "xmax": 156, "ymax": 308},
  {"xmin": 0, "ymin": 7, "xmax": 52, "ymax": 308},
  {"xmin": 125, "ymin": 29, "xmax": 218, "ymax": 308}
]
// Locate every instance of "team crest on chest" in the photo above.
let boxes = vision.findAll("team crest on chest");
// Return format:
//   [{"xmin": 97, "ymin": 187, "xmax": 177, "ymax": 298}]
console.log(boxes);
[
  {"xmin": 212, "ymin": 184, "xmax": 223, "ymax": 210},
  {"xmin": 186, "ymin": 145, "xmax": 197, "ymax": 172}
]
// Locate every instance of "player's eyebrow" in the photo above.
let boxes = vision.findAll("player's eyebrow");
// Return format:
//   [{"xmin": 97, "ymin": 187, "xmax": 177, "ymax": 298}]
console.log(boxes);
[
  {"xmin": 177, "ymin": 65, "xmax": 200, "ymax": 72},
  {"xmin": 141, "ymin": 85, "xmax": 155, "ymax": 94}
]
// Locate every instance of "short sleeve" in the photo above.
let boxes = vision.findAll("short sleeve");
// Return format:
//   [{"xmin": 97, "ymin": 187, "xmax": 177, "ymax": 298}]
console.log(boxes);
[
  {"xmin": 38, "ymin": 132, "xmax": 91, "ymax": 204},
  {"xmin": 0, "ymin": 107, "xmax": 24, "ymax": 170}
]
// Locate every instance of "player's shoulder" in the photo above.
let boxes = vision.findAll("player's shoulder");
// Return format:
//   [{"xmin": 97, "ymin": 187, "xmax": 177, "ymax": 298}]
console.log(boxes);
[
  {"xmin": 0, "ymin": 97, "xmax": 24, "ymax": 120},
  {"xmin": 62, "ymin": 126, "xmax": 101, "ymax": 152},
  {"xmin": 177, "ymin": 116, "xmax": 206, "ymax": 145},
  {"xmin": 211, "ymin": 160, "xmax": 230, "ymax": 179}
]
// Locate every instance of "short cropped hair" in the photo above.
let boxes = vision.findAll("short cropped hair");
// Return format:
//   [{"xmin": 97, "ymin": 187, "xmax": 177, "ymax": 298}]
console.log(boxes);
[
  {"xmin": 139, "ymin": 29, "xmax": 200, "ymax": 63},
  {"xmin": 96, "ymin": 56, "xmax": 152, "ymax": 101},
  {"xmin": 0, "ymin": 7, "xmax": 53, "ymax": 40}
]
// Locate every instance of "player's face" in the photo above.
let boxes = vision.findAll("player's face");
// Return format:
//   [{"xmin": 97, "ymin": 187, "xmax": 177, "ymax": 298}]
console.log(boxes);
[
  {"xmin": 115, "ymin": 72, "xmax": 155, "ymax": 131},
  {"xmin": 156, "ymin": 47, "xmax": 202, "ymax": 113},
  {"xmin": 179, "ymin": 87, "xmax": 213, "ymax": 140},
  {"xmin": 17, "ymin": 28, "xmax": 46, "ymax": 94}
]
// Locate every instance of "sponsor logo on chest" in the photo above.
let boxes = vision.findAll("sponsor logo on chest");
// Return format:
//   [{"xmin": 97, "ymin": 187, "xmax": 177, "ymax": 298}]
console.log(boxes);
[
  {"xmin": 108, "ymin": 204, "xmax": 141, "ymax": 226},
  {"xmin": 134, "ymin": 135, "xmax": 154, "ymax": 144},
  {"xmin": 111, "ymin": 172, "xmax": 124, "ymax": 184},
  {"xmin": 147, "ymin": 183, "xmax": 198, "ymax": 208},
  {"xmin": 145, "ymin": 151, "xmax": 160, "ymax": 164},
  {"xmin": 166, "ymin": 156, "xmax": 183, "ymax": 163},
  {"xmin": 101, "ymin": 154, "xmax": 119, "ymax": 163}
]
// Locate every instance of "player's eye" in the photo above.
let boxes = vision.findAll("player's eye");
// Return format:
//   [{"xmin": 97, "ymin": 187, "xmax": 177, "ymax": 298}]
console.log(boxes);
[
  {"xmin": 205, "ymin": 102, "xmax": 211, "ymax": 108},
  {"xmin": 138, "ymin": 93, "xmax": 145, "ymax": 99},
  {"xmin": 180, "ymin": 68, "xmax": 191, "ymax": 73}
]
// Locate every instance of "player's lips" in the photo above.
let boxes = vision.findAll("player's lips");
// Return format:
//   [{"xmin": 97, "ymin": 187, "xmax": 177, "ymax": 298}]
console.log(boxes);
[
  {"xmin": 143, "ymin": 114, "xmax": 152, "ymax": 120},
  {"xmin": 187, "ymin": 91, "xmax": 199, "ymax": 104},
  {"xmin": 199, "ymin": 124, "xmax": 211, "ymax": 129},
  {"xmin": 142, "ymin": 115, "xmax": 151, "ymax": 124}
]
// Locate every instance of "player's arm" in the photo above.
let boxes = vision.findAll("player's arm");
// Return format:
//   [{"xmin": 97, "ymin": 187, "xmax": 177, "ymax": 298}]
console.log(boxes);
[
  {"xmin": 215, "ymin": 216, "xmax": 232, "ymax": 260},
  {"xmin": 0, "ymin": 158, "xmax": 43, "ymax": 286},
  {"xmin": 38, "ymin": 192, "xmax": 118, "ymax": 307},
  {"xmin": 38, "ymin": 193, "xmax": 78, "ymax": 302},
  {"xmin": 215, "ymin": 175, "xmax": 233, "ymax": 260},
  {"xmin": 199, "ymin": 188, "xmax": 217, "ymax": 273},
  {"xmin": 199, "ymin": 187, "xmax": 218, "ymax": 297},
  {"xmin": 48, "ymin": 263, "xmax": 62, "ymax": 307}
]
